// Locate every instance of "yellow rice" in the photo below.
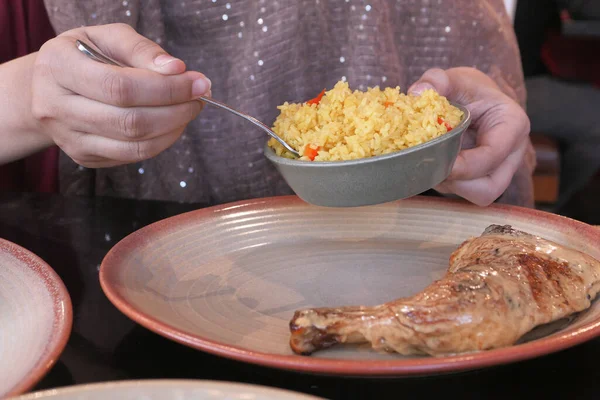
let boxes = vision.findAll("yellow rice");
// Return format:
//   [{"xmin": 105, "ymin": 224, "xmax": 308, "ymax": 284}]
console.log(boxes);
[{"xmin": 268, "ymin": 81, "xmax": 463, "ymax": 161}]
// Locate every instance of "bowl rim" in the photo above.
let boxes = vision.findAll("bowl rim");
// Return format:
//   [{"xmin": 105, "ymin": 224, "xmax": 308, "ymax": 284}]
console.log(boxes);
[{"xmin": 264, "ymin": 102, "xmax": 471, "ymax": 167}]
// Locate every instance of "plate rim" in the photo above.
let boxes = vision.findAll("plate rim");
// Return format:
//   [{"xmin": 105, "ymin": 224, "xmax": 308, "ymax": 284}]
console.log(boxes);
[
  {"xmin": 0, "ymin": 238, "xmax": 73, "ymax": 397},
  {"xmin": 99, "ymin": 195, "xmax": 600, "ymax": 376},
  {"xmin": 12, "ymin": 379, "xmax": 322, "ymax": 399}
]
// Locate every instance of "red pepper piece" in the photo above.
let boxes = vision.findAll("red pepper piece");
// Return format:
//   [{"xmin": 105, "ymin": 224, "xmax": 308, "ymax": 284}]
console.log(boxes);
[
  {"xmin": 304, "ymin": 144, "xmax": 320, "ymax": 161},
  {"xmin": 306, "ymin": 89, "xmax": 326, "ymax": 105},
  {"xmin": 437, "ymin": 116, "xmax": 453, "ymax": 131}
]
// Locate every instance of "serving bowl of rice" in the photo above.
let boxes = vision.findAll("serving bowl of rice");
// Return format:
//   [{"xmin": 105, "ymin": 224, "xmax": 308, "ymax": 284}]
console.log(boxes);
[{"xmin": 264, "ymin": 81, "xmax": 471, "ymax": 207}]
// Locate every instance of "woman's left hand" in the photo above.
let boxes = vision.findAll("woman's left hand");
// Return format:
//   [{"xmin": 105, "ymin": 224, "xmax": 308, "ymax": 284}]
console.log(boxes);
[{"xmin": 408, "ymin": 67, "xmax": 531, "ymax": 206}]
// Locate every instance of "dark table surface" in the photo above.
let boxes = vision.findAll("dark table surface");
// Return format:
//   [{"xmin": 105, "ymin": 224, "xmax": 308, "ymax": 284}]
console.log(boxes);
[{"xmin": 1, "ymin": 191, "xmax": 599, "ymax": 399}]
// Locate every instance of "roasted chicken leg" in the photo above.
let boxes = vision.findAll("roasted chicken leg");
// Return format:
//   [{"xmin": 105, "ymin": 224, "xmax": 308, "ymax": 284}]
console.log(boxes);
[{"xmin": 289, "ymin": 225, "xmax": 600, "ymax": 356}]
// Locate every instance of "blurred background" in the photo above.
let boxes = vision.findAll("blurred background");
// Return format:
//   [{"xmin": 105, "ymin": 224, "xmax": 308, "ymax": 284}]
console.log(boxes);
[{"xmin": 1, "ymin": 0, "xmax": 599, "ymax": 223}]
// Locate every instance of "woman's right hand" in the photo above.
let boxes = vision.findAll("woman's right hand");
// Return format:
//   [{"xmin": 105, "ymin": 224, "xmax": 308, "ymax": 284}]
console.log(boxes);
[{"xmin": 31, "ymin": 23, "xmax": 212, "ymax": 168}]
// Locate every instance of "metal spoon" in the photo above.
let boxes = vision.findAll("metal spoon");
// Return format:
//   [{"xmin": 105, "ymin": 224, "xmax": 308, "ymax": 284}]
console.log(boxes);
[{"xmin": 75, "ymin": 40, "xmax": 301, "ymax": 158}]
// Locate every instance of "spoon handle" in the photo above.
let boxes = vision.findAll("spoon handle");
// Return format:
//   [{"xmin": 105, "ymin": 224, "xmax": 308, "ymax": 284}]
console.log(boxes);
[
  {"xmin": 75, "ymin": 40, "xmax": 300, "ymax": 157},
  {"xmin": 197, "ymin": 96, "xmax": 289, "ymax": 148},
  {"xmin": 76, "ymin": 40, "xmax": 124, "ymax": 67}
]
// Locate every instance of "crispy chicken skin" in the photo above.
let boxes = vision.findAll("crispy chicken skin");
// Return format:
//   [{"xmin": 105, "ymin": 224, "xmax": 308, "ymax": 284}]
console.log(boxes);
[{"xmin": 290, "ymin": 225, "xmax": 600, "ymax": 356}]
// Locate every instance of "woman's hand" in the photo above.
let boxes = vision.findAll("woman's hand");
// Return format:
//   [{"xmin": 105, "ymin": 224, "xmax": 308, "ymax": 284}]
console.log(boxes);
[
  {"xmin": 408, "ymin": 67, "xmax": 531, "ymax": 206},
  {"xmin": 31, "ymin": 23, "xmax": 211, "ymax": 168}
]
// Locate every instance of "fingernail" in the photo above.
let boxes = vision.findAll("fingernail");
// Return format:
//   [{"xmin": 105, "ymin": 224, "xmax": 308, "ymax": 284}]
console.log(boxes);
[
  {"xmin": 154, "ymin": 54, "xmax": 178, "ymax": 67},
  {"xmin": 408, "ymin": 82, "xmax": 435, "ymax": 95},
  {"xmin": 192, "ymin": 77, "xmax": 212, "ymax": 97}
]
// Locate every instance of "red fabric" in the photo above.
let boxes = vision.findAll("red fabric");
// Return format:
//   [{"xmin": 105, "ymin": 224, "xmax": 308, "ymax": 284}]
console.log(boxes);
[
  {"xmin": 541, "ymin": 31, "xmax": 600, "ymax": 89},
  {"xmin": 0, "ymin": 0, "xmax": 58, "ymax": 193}
]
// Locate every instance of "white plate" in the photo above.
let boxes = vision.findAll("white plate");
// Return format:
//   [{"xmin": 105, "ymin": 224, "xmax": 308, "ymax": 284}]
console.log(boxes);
[
  {"xmin": 11, "ymin": 380, "xmax": 322, "ymax": 399},
  {"xmin": 0, "ymin": 238, "xmax": 72, "ymax": 397}
]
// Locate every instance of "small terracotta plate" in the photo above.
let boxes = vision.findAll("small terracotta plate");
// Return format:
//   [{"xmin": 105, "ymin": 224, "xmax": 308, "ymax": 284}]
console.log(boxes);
[
  {"xmin": 12, "ymin": 379, "xmax": 321, "ymax": 400},
  {"xmin": 100, "ymin": 196, "xmax": 600, "ymax": 377},
  {"xmin": 0, "ymin": 238, "xmax": 72, "ymax": 397}
]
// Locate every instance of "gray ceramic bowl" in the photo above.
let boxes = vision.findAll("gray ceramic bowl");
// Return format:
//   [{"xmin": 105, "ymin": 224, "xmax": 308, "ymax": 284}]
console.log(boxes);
[{"xmin": 264, "ymin": 103, "xmax": 471, "ymax": 207}]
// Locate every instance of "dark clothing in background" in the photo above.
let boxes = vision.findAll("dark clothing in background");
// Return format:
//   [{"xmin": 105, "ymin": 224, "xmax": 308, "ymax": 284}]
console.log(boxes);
[
  {"xmin": 514, "ymin": 0, "xmax": 600, "ymax": 210},
  {"xmin": 514, "ymin": 0, "xmax": 561, "ymax": 77},
  {"xmin": 515, "ymin": 0, "xmax": 600, "ymax": 83}
]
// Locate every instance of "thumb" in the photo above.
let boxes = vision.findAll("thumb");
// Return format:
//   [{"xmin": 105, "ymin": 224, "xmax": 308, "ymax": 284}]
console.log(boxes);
[
  {"xmin": 408, "ymin": 67, "xmax": 494, "ymax": 107},
  {"xmin": 83, "ymin": 23, "xmax": 186, "ymax": 76},
  {"xmin": 407, "ymin": 68, "xmax": 452, "ymax": 98}
]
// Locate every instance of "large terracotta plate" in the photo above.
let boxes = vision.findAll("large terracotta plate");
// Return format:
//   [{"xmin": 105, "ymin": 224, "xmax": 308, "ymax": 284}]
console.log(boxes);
[
  {"xmin": 0, "ymin": 238, "xmax": 72, "ymax": 397},
  {"xmin": 12, "ymin": 379, "xmax": 321, "ymax": 399},
  {"xmin": 100, "ymin": 196, "xmax": 600, "ymax": 377}
]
